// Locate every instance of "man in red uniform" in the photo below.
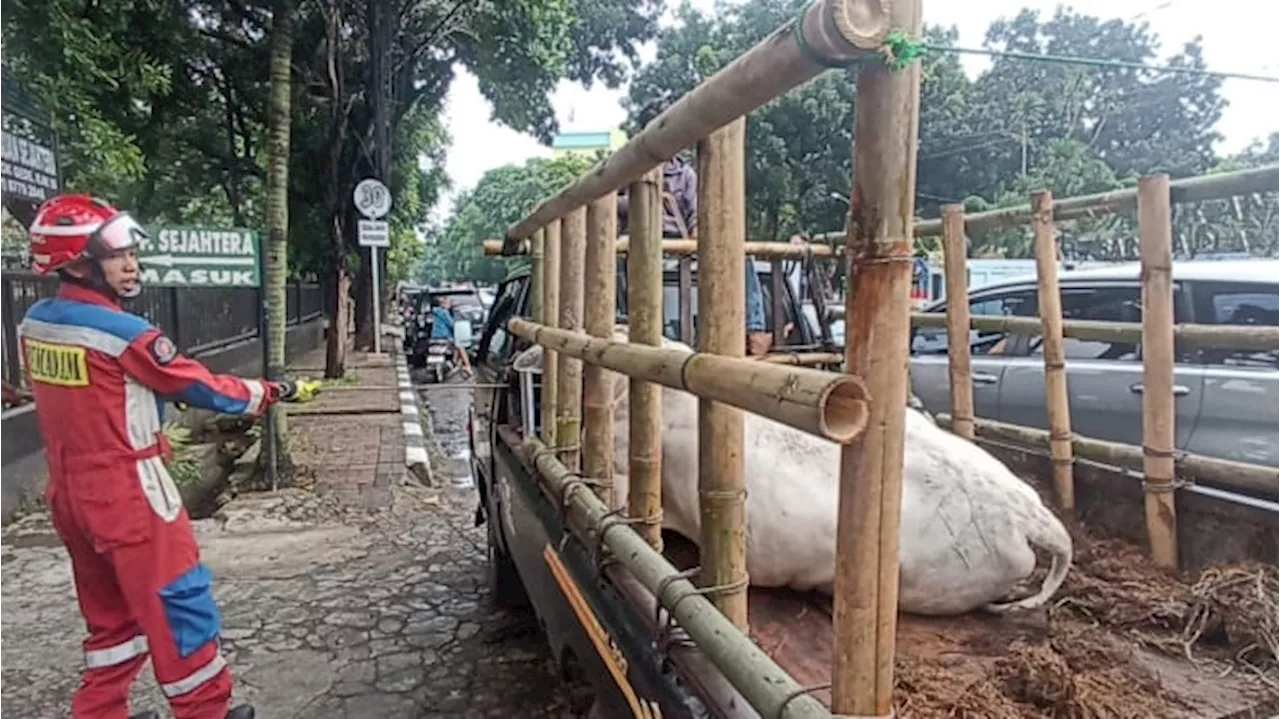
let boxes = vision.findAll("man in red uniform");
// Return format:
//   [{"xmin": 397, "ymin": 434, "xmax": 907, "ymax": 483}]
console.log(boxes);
[{"xmin": 18, "ymin": 195, "xmax": 319, "ymax": 719}]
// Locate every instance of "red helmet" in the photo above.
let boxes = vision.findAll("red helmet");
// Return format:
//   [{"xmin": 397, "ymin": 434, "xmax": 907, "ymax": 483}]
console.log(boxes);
[{"xmin": 29, "ymin": 194, "xmax": 147, "ymax": 274}]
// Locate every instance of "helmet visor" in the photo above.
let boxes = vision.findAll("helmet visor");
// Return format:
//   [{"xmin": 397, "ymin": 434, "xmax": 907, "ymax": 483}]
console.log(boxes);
[{"xmin": 89, "ymin": 212, "xmax": 148, "ymax": 255}]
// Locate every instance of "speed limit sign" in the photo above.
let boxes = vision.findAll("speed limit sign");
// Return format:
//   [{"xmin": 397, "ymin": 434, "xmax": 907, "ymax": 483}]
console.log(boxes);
[{"xmin": 353, "ymin": 178, "xmax": 392, "ymax": 220}]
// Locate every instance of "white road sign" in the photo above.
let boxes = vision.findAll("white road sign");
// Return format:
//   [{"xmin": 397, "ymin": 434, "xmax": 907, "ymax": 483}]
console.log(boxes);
[
  {"xmin": 353, "ymin": 178, "xmax": 392, "ymax": 220},
  {"xmin": 357, "ymin": 219, "xmax": 390, "ymax": 248}
]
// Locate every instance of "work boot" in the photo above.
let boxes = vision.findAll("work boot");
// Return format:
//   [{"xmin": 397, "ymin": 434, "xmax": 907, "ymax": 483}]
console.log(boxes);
[
  {"xmin": 228, "ymin": 705, "xmax": 256, "ymax": 719},
  {"xmin": 129, "ymin": 713, "xmax": 160, "ymax": 719}
]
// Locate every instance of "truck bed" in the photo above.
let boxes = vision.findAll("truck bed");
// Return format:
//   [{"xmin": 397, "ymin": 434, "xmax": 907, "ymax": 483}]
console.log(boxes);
[{"xmin": 657, "ymin": 531, "xmax": 1276, "ymax": 719}]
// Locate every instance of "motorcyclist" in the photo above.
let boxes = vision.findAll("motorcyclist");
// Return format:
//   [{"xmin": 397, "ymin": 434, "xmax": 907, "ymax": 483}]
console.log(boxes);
[
  {"xmin": 429, "ymin": 296, "xmax": 472, "ymax": 377},
  {"xmin": 17, "ymin": 194, "xmax": 320, "ymax": 719}
]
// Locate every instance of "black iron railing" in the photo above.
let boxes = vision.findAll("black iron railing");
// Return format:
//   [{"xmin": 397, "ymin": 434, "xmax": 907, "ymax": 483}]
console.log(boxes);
[{"xmin": 0, "ymin": 273, "xmax": 323, "ymax": 388}]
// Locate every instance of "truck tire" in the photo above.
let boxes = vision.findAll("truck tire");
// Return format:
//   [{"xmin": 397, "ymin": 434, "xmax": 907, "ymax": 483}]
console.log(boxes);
[{"xmin": 487, "ymin": 518, "xmax": 530, "ymax": 609}]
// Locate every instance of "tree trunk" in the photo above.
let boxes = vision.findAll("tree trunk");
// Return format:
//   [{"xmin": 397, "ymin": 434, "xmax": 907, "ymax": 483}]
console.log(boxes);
[
  {"xmin": 265, "ymin": 0, "xmax": 294, "ymax": 476},
  {"xmin": 323, "ymin": 0, "xmax": 349, "ymax": 377}
]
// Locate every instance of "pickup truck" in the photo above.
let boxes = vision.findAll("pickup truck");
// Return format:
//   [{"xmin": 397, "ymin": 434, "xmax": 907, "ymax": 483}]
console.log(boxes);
[{"xmin": 465, "ymin": 261, "xmax": 832, "ymax": 716}]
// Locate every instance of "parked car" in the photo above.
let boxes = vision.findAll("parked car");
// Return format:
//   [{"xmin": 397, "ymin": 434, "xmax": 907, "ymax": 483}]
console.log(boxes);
[{"xmin": 909, "ymin": 259, "xmax": 1279, "ymax": 468}]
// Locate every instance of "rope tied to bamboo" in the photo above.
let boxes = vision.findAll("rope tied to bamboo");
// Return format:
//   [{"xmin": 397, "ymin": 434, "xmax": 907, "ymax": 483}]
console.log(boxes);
[
  {"xmin": 1140, "ymin": 476, "xmax": 1191, "ymax": 494},
  {"xmin": 774, "ymin": 681, "xmax": 893, "ymax": 719},
  {"xmin": 591, "ymin": 507, "xmax": 667, "ymax": 572},
  {"xmin": 790, "ymin": 2, "xmax": 923, "ymax": 72}
]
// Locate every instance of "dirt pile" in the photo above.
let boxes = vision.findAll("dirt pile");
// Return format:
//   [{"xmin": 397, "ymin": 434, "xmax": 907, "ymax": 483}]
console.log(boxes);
[{"xmin": 893, "ymin": 527, "xmax": 1278, "ymax": 718}]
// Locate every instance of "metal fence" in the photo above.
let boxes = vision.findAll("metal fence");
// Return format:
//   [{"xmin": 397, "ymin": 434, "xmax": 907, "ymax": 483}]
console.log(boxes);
[{"xmin": 0, "ymin": 273, "xmax": 323, "ymax": 388}]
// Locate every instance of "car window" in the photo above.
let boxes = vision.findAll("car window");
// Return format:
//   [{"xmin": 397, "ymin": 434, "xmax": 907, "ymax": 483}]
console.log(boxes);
[
  {"xmin": 911, "ymin": 288, "xmax": 1037, "ymax": 357},
  {"xmin": 1192, "ymin": 281, "xmax": 1279, "ymax": 368},
  {"xmin": 1028, "ymin": 286, "xmax": 1143, "ymax": 361},
  {"xmin": 476, "ymin": 278, "xmax": 528, "ymax": 364}
]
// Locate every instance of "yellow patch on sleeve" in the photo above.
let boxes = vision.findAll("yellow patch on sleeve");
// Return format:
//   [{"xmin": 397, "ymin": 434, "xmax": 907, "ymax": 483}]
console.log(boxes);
[{"xmin": 25, "ymin": 340, "xmax": 90, "ymax": 387}]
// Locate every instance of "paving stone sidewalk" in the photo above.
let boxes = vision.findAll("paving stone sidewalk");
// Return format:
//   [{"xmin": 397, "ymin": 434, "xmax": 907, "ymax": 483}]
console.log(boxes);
[{"xmin": 1, "ymin": 351, "xmax": 585, "ymax": 718}]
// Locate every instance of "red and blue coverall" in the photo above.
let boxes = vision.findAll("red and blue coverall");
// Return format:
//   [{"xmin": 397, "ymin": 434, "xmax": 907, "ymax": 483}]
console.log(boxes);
[{"xmin": 18, "ymin": 283, "xmax": 279, "ymax": 719}]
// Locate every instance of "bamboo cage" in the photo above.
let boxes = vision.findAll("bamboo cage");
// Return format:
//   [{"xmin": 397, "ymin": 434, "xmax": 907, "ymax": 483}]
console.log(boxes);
[
  {"xmin": 484, "ymin": 237, "xmax": 837, "ymax": 259},
  {"xmin": 930, "ymin": 167, "xmax": 1278, "ymax": 573}
]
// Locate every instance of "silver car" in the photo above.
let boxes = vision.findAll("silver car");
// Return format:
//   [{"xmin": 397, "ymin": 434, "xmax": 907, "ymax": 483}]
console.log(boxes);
[{"xmin": 909, "ymin": 259, "xmax": 1279, "ymax": 468}]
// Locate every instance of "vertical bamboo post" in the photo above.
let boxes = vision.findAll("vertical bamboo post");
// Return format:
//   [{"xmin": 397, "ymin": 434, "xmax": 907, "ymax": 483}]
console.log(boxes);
[
  {"xmin": 584, "ymin": 193, "xmax": 618, "ymax": 507},
  {"xmin": 1138, "ymin": 173, "xmax": 1179, "ymax": 569},
  {"xmin": 1031, "ymin": 190, "xmax": 1076, "ymax": 513},
  {"xmin": 530, "ymin": 228, "xmax": 545, "ymax": 327},
  {"xmin": 557, "ymin": 208, "xmax": 587, "ymax": 472},
  {"xmin": 941, "ymin": 204, "xmax": 974, "ymax": 440},
  {"xmin": 696, "ymin": 119, "xmax": 749, "ymax": 630},
  {"xmin": 831, "ymin": 0, "xmax": 922, "ymax": 713},
  {"xmin": 541, "ymin": 220, "xmax": 562, "ymax": 445},
  {"xmin": 678, "ymin": 256, "xmax": 694, "ymax": 345},
  {"xmin": 628, "ymin": 168, "xmax": 664, "ymax": 550}
]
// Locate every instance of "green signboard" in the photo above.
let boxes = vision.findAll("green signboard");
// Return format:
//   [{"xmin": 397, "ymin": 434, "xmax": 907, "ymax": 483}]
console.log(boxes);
[{"xmin": 137, "ymin": 226, "xmax": 260, "ymax": 288}]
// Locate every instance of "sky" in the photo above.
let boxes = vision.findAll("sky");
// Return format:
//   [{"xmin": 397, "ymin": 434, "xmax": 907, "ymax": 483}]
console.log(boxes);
[{"xmin": 432, "ymin": 0, "xmax": 1279, "ymax": 221}]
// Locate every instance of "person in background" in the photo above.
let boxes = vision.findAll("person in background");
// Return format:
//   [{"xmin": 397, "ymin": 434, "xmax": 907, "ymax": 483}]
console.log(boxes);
[
  {"xmin": 429, "ymin": 295, "xmax": 472, "ymax": 377},
  {"xmin": 616, "ymin": 100, "xmax": 772, "ymax": 355},
  {"xmin": 18, "ymin": 194, "xmax": 321, "ymax": 719}
]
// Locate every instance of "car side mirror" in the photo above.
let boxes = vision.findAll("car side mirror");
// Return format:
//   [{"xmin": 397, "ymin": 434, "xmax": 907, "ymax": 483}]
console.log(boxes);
[{"xmin": 454, "ymin": 319, "xmax": 474, "ymax": 346}]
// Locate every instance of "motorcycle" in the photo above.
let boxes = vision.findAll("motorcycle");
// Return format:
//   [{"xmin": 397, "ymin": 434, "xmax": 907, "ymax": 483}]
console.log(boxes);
[{"xmin": 423, "ymin": 338, "xmax": 456, "ymax": 384}]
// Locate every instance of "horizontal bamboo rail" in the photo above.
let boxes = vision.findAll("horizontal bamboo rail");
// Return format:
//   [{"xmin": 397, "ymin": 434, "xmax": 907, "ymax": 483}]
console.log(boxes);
[
  {"xmin": 508, "ymin": 318, "xmax": 869, "ymax": 443},
  {"xmin": 755, "ymin": 351, "xmax": 844, "ymax": 366},
  {"xmin": 936, "ymin": 413, "xmax": 1279, "ymax": 499},
  {"xmin": 484, "ymin": 237, "xmax": 837, "ymax": 259},
  {"xmin": 500, "ymin": 0, "xmax": 893, "ymax": 249},
  {"xmin": 521, "ymin": 437, "xmax": 829, "ymax": 719},
  {"xmin": 826, "ymin": 308, "xmax": 1279, "ymax": 351},
  {"xmin": 912, "ymin": 165, "xmax": 1279, "ymax": 238}
]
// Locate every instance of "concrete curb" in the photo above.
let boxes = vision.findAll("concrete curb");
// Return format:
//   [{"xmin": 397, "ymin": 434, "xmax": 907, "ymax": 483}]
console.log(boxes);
[{"xmin": 396, "ymin": 351, "xmax": 432, "ymax": 485}]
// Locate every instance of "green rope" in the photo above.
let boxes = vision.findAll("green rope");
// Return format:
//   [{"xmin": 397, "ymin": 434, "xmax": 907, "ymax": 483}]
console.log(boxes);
[{"xmin": 880, "ymin": 29, "xmax": 926, "ymax": 73}]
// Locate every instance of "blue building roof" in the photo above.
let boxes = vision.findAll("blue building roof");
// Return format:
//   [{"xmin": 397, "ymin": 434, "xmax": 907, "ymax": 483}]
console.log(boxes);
[{"xmin": 553, "ymin": 132, "xmax": 612, "ymax": 149}]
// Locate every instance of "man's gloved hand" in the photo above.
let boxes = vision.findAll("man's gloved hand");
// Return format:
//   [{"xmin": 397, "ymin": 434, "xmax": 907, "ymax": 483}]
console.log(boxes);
[{"xmin": 274, "ymin": 378, "xmax": 323, "ymax": 403}]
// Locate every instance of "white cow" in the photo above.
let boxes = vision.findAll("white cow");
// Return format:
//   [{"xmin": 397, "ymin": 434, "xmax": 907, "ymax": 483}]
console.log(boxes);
[{"xmin": 512, "ymin": 326, "xmax": 1071, "ymax": 616}]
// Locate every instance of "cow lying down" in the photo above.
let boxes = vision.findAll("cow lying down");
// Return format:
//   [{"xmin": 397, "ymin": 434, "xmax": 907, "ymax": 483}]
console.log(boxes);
[{"xmin": 512, "ymin": 326, "xmax": 1072, "ymax": 616}]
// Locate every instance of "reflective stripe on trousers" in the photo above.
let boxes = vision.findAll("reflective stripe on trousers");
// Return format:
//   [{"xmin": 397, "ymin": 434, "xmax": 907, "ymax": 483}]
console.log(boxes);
[
  {"xmin": 161, "ymin": 654, "xmax": 228, "ymax": 698},
  {"xmin": 85, "ymin": 635, "xmax": 149, "ymax": 669}
]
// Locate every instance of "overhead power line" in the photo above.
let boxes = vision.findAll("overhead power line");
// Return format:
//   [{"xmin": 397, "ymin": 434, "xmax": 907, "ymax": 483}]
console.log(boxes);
[{"xmin": 928, "ymin": 44, "xmax": 1279, "ymax": 84}]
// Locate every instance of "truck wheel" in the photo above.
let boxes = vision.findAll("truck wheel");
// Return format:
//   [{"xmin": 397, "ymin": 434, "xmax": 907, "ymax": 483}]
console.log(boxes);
[{"xmin": 487, "ymin": 519, "xmax": 530, "ymax": 609}]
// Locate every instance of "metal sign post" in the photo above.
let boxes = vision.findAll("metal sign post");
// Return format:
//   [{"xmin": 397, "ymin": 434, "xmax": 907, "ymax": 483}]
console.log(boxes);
[{"xmin": 354, "ymin": 178, "xmax": 392, "ymax": 354}]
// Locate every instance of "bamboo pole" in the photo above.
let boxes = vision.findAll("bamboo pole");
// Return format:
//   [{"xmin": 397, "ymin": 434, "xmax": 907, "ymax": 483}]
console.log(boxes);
[
  {"xmin": 755, "ymin": 352, "xmax": 844, "ymax": 366},
  {"xmin": 484, "ymin": 237, "xmax": 838, "ymax": 259},
  {"xmin": 556, "ymin": 208, "xmax": 587, "ymax": 471},
  {"xmin": 530, "ymin": 228, "xmax": 545, "ymax": 326},
  {"xmin": 584, "ymin": 193, "xmax": 618, "ymax": 507},
  {"xmin": 940, "ymin": 204, "xmax": 974, "ymax": 440},
  {"xmin": 696, "ymin": 119, "xmax": 749, "ymax": 628},
  {"xmin": 520, "ymin": 437, "xmax": 829, "ymax": 719},
  {"xmin": 628, "ymin": 168, "xmax": 665, "ymax": 550},
  {"xmin": 913, "ymin": 165, "xmax": 1279, "ymax": 238},
  {"xmin": 541, "ymin": 220, "xmax": 562, "ymax": 445},
  {"xmin": 1139, "ymin": 174, "xmax": 1179, "ymax": 569},
  {"xmin": 542, "ymin": 222, "xmax": 563, "ymax": 443},
  {"xmin": 832, "ymin": 0, "xmax": 922, "ymax": 712},
  {"xmin": 500, "ymin": 0, "xmax": 893, "ymax": 249},
  {"xmin": 508, "ymin": 319, "xmax": 870, "ymax": 443},
  {"xmin": 1031, "ymin": 190, "xmax": 1076, "ymax": 513},
  {"xmin": 678, "ymin": 256, "xmax": 694, "ymax": 345},
  {"xmin": 935, "ymin": 414, "xmax": 1279, "ymax": 499},
  {"xmin": 828, "ymin": 309, "xmax": 1280, "ymax": 351}
]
